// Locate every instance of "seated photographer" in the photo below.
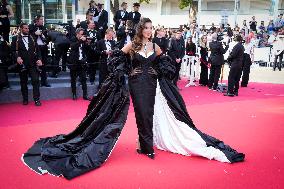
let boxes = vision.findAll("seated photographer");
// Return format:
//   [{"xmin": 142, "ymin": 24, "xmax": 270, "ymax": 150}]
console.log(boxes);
[
  {"xmin": 11, "ymin": 23, "xmax": 43, "ymax": 106},
  {"xmin": 85, "ymin": 20, "xmax": 101, "ymax": 84},
  {"xmin": 224, "ymin": 35, "xmax": 245, "ymax": 97},
  {"xmin": 68, "ymin": 28, "xmax": 91, "ymax": 101},
  {"xmin": 116, "ymin": 20, "xmax": 135, "ymax": 49},
  {"xmin": 95, "ymin": 28, "xmax": 115, "ymax": 89}
]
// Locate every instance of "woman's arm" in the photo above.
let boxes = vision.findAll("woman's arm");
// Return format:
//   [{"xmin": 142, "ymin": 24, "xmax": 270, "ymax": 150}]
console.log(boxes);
[{"xmin": 121, "ymin": 41, "xmax": 132, "ymax": 54}]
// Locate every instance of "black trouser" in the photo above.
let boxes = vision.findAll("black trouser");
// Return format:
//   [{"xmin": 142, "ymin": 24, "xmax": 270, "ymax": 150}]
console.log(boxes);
[
  {"xmin": 19, "ymin": 67, "xmax": 40, "ymax": 101},
  {"xmin": 208, "ymin": 65, "xmax": 222, "ymax": 89},
  {"xmin": 227, "ymin": 66, "xmax": 242, "ymax": 94},
  {"xmin": 38, "ymin": 45, "xmax": 49, "ymax": 84},
  {"xmin": 70, "ymin": 63, "xmax": 87, "ymax": 96},
  {"xmin": 274, "ymin": 51, "xmax": 283, "ymax": 71},
  {"xmin": 88, "ymin": 62, "xmax": 98, "ymax": 83},
  {"xmin": 53, "ymin": 44, "xmax": 70, "ymax": 74},
  {"xmin": 173, "ymin": 62, "xmax": 181, "ymax": 86},
  {"xmin": 199, "ymin": 62, "xmax": 208, "ymax": 86},
  {"xmin": 0, "ymin": 18, "xmax": 10, "ymax": 42},
  {"xmin": 241, "ymin": 53, "xmax": 252, "ymax": 86},
  {"xmin": 0, "ymin": 64, "xmax": 9, "ymax": 89}
]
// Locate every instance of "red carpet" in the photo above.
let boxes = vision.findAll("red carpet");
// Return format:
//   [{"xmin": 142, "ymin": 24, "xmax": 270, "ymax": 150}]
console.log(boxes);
[{"xmin": 0, "ymin": 80, "xmax": 284, "ymax": 189}]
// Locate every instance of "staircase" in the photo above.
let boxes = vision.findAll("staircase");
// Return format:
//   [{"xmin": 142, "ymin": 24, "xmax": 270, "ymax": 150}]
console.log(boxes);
[{"xmin": 0, "ymin": 70, "xmax": 99, "ymax": 104}]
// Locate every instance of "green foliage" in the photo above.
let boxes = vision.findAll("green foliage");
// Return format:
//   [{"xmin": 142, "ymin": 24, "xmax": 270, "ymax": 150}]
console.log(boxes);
[{"xmin": 139, "ymin": 0, "xmax": 193, "ymax": 9}]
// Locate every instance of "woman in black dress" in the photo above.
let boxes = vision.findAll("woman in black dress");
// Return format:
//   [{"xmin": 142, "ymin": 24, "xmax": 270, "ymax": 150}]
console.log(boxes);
[
  {"xmin": 22, "ymin": 18, "xmax": 244, "ymax": 180},
  {"xmin": 199, "ymin": 35, "xmax": 209, "ymax": 86}
]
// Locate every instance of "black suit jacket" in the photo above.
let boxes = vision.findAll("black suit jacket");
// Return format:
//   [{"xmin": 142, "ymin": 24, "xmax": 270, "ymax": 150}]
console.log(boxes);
[
  {"xmin": 97, "ymin": 10, "xmax": 108, "ymax": 31},
  {"xmin": 167, "ymin": 38, "xmax": 185, "ymax": 61},
  {"xmin": 68, "ymin": 37, "xmax": 88, "ymax": 69},
  {"xmin": 11, "ymin": 35, "xmax": 41, "ymax": 68},
  {"xmin": 227, "ymin": 42, "xmax": 245, "ymax": 68},
  {"xmin": 209, "ymin": 41, "xmax": 228, "ymax": 66},
  {"xmin": 113, "ymin": 10, "xmax": 129, "ymax": 30},
  {"xmin": 128, "ymin": 11, "xmax": 141, "ymax": 26},
  {"xmin": 95, "ymin": 39, "xmax": 115, "ymax": 62},
  {"xmin": 116, "ymin": 27, "xmax": 135, "ymax": 49}
]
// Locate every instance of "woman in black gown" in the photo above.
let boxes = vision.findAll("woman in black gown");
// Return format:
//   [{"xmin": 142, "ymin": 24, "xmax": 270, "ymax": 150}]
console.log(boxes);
[
  {"xmin": 22, "ymin": 18, "xmax": 245, "ymax": 180},
  {"xmin": 199, "ymin": 35, "xmax": 209, "ymax": 86}
]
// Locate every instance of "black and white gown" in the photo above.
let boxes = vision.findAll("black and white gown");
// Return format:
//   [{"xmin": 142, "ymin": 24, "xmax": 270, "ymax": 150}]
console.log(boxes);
[{"xmin": 22, "ymin": 50, "xmax": 245, "ymax": 180}]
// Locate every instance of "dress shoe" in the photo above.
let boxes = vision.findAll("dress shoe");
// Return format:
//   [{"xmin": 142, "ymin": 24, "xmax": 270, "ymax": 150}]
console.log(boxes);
[
  {"xmin": 23, "ymin": 100, "xmax": 28, "ymax": 105},
  {"xmin": 223, "ymin": 93, "xmax": 235, "ymax": 97},
  {"xmin": 41, "ymin": 83, "xmax": 51, "ymax": 87},
  {"xmin": 241, "ymin": 84, "xmax": 247, "ymax": 87},
  {"xmin": 83, "ymin": 96, "xmax": 91, "ymax": 101},
  {"xmin": 234, "ymin": 90, "xmax": 239, "ymax": 96},
  {"xmin": 34, "ymin": 100, "xmax": 41, "ymax": 106},
  {"xmin": 72, "ymin": 94, "xmax": 77, "ymax": 100},
  {"xmin": 136, "ymin": 149, "xmax": 155, "ymax": 159}
]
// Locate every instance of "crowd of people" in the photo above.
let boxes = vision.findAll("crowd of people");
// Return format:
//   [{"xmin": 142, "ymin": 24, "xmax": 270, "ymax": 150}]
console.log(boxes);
[{"xmin": 0, "ymin": 0, "xmax": 283, "ymax": 105}]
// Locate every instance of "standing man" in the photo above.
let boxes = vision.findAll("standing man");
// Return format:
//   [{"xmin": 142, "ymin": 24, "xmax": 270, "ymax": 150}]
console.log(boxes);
[
  {"xmin": 208, "ymin": 33, "xmax": 229, "ymax": 91},
  {"xmin": 272, "ymin": 35, "xmax": 284, "ymax": 71},
  {"xmin": 68, "ymin": 28, "xmax": 90, "ymax": 101},
  {"xmin": 11, "ymin": 23, "xmax": 42, "ymax": 106},
  {"xmin": 85, "ymin": 20, "xmax": 101, "ymax": 84},
  {"xmin": 241, "ymin": 37, "xmax": 253, "ymax": 87},
  {"xmin": 249, "ymin": 16, "xmax": 257, "ymax": 32},
  {"xmin": 116, "ymin": 20, "xmax": 135, "ymax": 49},
  {"xmin": 128, "ymin": 3, "xmax": 141, "ymax": 29},
  {"xmin": 167, "ymin": 30, "xmax": 185, "ymax": 87},
  {"xmin": 152, "ymin": 28, "xmax": 168, "ymax": 54},
  {"xmin": 95, "ymin": 29, "xmax": 115, "ymax": 88},
  {"xmin": 224, "ymin": 35, "xmax": 245, "ymax": 97},
  {"xmin": 95, "ymin": 3, "xmax": 108, "ymax": 38},
  {"xmin": 76, "ymin": 11, "xmax": 95, "ymax": 30},
  {"xmin": 29, "ymin": 15, "xmax": 51, "ymax": 87},
  {"xmin": 113, "ymin": 2, "xmax": 128, "ymax": 31}
]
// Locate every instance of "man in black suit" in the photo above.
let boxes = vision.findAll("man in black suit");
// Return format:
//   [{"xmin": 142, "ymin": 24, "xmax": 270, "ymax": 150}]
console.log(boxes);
[
  {"xmin": 76, "ymin": 11, "xmax": 95, "ymax": 30},
  {"xmin": 208, "ymin": 32, "xmax": 229, "ymax": 90},
  {"xmin": 68, "ymin": 28, "xmax": 90, "ymax": 101},
  {"xmin": 95, "ymin": 29, "xmax": 115, "ymax": 88},
  {"xmin": 85, "ymin": 20, "xmax": 101, "ymax": 84},
  {"xmin": 167, "ymin": 30, "xmax": 185, "ymax": 87},
  {"xmin": 224, "ymin": 35, "xmax": 245, "ymax": 97},
  {"xmin": 95, "ymin": 3, "xmax": 108, "ymax": 38},
  {"xmin": 153, "ymin": 28, "xmax": 168, "ymax": 54},
  {"xmin": 128, "ymin": 3, "xmax": 141, "ymax": 29},
  {"xmin": 116, "ymin": 20, "xmax": 135, "ymax": 49},
  {"xmin": 29, "ymin": 15, "xmax": 51, "ymax": 87},
  {"xmin": 113, "ymin": 2, "xmax": 128, "ymax": 31},
  {"xmin": 11, "ymin": 23, "xmax": 42, "ymax": 106}
]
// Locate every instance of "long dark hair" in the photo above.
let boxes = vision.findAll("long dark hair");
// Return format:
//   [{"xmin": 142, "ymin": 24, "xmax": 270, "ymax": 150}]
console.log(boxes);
[{"xmin": 131, "ymin": 17, "xmax": 152, "ymax": 55}]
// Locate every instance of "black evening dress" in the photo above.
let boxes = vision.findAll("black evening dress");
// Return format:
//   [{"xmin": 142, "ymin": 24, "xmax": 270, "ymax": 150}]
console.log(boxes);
[{"xmin": 22, "ymin": 49, "xmax": 245, "ymax": 180}]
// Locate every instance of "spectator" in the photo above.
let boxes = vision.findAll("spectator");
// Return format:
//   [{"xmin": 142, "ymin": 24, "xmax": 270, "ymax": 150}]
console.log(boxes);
[
  {"xmin": 267, "ymin": 20, "xmax": 275, "ymax": 35},
  {"xmin": 0, "ymin": 0, "xmax": 14, "ymax": 42},
  {"xmin": 249, "ymin": 16, "xmax": 257, "ymax": 32}
]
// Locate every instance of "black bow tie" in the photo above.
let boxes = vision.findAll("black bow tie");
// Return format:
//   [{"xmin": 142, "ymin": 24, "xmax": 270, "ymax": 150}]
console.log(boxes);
[
  {"xmin": 106, "ymin": 40, "xmax": 111, "ymax": 42},
  {"xmin": 22, "ymin": 35, "xmax": 29, "ymax": 38}
]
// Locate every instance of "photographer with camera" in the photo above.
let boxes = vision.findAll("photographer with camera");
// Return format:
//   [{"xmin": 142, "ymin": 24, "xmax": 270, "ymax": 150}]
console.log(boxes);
[
  {"xmin": 116, "ymin": 20, "xmax": 135, "ymax": 49},
  {"xmin": 68, "ymin": 28, "xmax": 90, "ymax": 101},
  {"xmin": 85, "ymin": 20, "xmax": 101, "ymax": 85},
  {"xmin": 224, "ymin": 35, "xmax": 245, "ymax": 97},
  {"xmin": 0, "ymin": 34, "xmax": 10, "ymax": 90},
  {"xmin": 29, "ymin": 15, "xmax": 51, "ymax": 87},
  {"xmin": 11, "ymin": 23, "xmax": 43, "ymax": 106},
  {"xmin": 208, "ymin": 32, "xmax": 229, "ymax": 91},
  {"xmin": 95, "ymin": 28, "xmax": 115, "ymax": 89},
  {"xmin": 113, "ymin": 2, "xmax": 128, "ymax": 31}
]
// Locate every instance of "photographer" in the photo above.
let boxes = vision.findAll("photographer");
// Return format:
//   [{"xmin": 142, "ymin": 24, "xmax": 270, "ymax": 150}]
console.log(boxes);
[
  {"xmin": 152, "ymin": 27, "xmax": 168, "ymax": 54},
  {"xmin": 48, "ymin": 28, "xmax": 70, "ymax": 77},
  {"xmin": 11, "ymin": 23, "xmax": 42, "ymax": 106},
  {"xmin": 208, "ymin": 32, "xmax": 229, "ymax": 91},
  {"xmin": 29, "ymin": 15, "xmax": 51, "ymax": 87},
  {"xmin": 224, "ymin": 35, "xmax": 245, "ymax": 97},
  {"xmin": 68, "ymin": 28, "xmax": 90, "ymax": 101},
  {"xmin": 116, "ymin": 20, "xmax": 135, "ymax": 49},
  {"xmin": 0, "ymin": 34, "xmax": 10, "ymax": 90},
  {"xmin": 95, "ymin": 28, "xmax": 115, "ymax": 89},
  {"xmin": 85, "ymin": 20, "xmax": 101, "ymax": 84}
]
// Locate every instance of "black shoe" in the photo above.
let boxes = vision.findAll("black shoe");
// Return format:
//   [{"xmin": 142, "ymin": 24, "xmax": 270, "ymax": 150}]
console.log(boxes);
[
  {"xmin": 83, "ymin": 96, "xmax": 91, "ymax": 101},
  {"xmin": 241, "ymin": 84, "xmax": 247, "ymax": 87},
  {"xmin": 224, "ymin": 93, "xmax": 235, "ymax": 97},
  {"xmin": 23, "ymin": 100, "xmax": 28, "ymax": 105},
  {"xmin": 234, "ymin": 90, "xmax": 239, "ymax": 96},
  {"xmin": 72, "ymin": 94, "xmax": 77, "ymax": 100},
  {"xmin": 136, "ymin": 149, "xmax": 155, "ymax": 159},
  {"xmin": 41, "ymin": 83, "xmax": 51, "ymax": 87},
  {"xmin": 34, "ymin": 100, "xmax": 41, "ymax": 106},
  {"xmin": 50, "ymin": 73, "xmax": 58, "ymax": 78},
  {"xmin": 62, "ymin": 68, "xmax": 66, "ymax": 72}
]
